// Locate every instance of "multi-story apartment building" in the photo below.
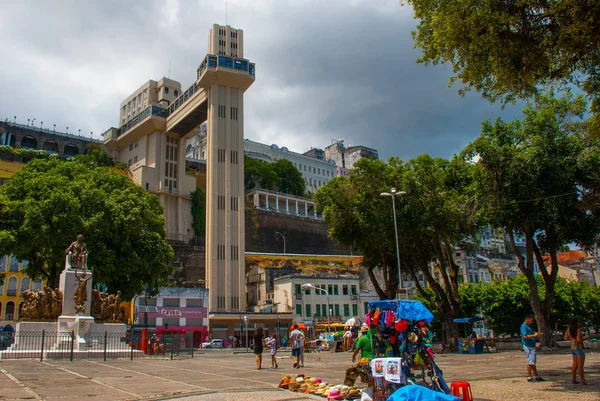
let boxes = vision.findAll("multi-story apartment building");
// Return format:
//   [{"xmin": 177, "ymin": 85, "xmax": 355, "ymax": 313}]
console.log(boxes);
[
  {"xmin": 0, "ymin": 255, "xmax": 45, "ymax": 322},
  {"xmin": 322, "ymin": 139, "xmax": 379, "ymax": 170},
  {"xmin": 479, "ymin": 225, "xmax": 506, "ymax": 255}
]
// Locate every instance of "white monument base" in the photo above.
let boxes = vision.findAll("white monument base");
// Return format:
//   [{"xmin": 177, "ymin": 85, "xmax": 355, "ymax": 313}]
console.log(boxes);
[{"xmin": 0, "ymin": 255, "xmax": 144, "ymax": 359}]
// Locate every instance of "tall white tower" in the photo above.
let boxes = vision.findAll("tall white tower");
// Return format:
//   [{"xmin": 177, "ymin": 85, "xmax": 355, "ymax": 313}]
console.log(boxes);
[{"xmin": 203, "ymin": 25, "xmax": 254, "ymax": 313}]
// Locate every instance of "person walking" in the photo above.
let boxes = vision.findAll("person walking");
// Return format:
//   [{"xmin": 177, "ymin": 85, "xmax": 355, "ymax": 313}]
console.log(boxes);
[
  {"xmin": 565, "ymin": 317, "xmax": 588, "ymax": 385},
  {"xmin": 269, "ymin": 333, "xmax": 279, "ymax": 369},
  {"xmin": 253, "ymin": 327, "xmax": 265, "ymax": 369},
  {"xmin": 520, "ymin": 315, "xmax": 545, "ymax": 382},
  {"xmin": 298, "ymin": 329, "xmax": 306, "ymax": 368},
  {"xmin": 352, "ymin": 325, "xmax": 373, "ymax": 363},
  {"xmin": 289, "ymin": 324, "xmax": 304, "ymax": 368}
]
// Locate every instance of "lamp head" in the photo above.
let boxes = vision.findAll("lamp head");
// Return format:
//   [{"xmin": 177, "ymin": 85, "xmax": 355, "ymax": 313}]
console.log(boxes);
[{"xmin": 301, "ymin": 284, "xmax": 313, "ymax": 291}]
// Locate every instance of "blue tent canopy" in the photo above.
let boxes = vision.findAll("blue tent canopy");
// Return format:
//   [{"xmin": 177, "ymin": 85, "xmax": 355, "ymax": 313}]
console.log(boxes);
[
  {"xmin": 368, "ymin": 299, "xmax": 434, "ymax": 324},
  {"xmin": 453, "ymin": 317, "xmax": 485, "ymax": 324},
  {"xmin": 1, "ymin": 324, "xmax": 15, "ymax": 332}
]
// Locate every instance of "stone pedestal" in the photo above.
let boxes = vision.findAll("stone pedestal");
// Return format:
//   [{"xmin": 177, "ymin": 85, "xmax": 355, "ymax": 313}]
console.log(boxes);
[
  {"xmin": 59, "ymin": 261, "xmax": 92, "ymax": 316},
  {"xmin": 0, "ymin": 254, "xmax": 137, "ymax": 359},
  {"xmin": 57, "ymin": 257, "xmax": 94, "ymax": 351}
]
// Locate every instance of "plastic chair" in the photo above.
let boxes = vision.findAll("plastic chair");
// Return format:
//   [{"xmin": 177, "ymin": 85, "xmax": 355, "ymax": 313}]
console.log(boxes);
[{"xmin": 450, "ymin": 381, "xmax": 473, "ymax": 401}]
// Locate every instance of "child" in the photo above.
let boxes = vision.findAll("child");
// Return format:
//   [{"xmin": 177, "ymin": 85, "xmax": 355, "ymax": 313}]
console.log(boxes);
[{"xmin": 269, "ymin": 334, "xmax": 279, "ymax": 368}]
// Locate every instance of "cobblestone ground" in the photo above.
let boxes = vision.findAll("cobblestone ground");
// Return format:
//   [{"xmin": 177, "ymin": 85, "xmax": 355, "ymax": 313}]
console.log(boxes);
[{"xmin": 0, "ymin": 349, "xmax": 598, "ymax": 401}]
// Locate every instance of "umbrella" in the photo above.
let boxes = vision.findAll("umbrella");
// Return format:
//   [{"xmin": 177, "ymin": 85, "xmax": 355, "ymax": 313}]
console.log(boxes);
[
  {"xmin": 344, "ymin": 317, "xmax": 361, "ymax": 327},
  {"xmin": 1, "ymin": 324, "xmax": 14, "ymax": 332},
  {"xmin": 291, "ymin": 323, "xmax": 307, "ymax": 331}
]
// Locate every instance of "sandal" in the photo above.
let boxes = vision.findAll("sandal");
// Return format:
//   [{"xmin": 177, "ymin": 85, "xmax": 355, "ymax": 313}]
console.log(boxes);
[{"xmin": 572, "ymin": 380, "xmax": 580, "ymax": 384}]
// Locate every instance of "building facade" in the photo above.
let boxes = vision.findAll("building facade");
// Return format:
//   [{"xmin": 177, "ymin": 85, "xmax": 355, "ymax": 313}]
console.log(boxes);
[
  {"xmin": 322, "ymin": 139, "xmax": 379, "ymax": 170},
  {"xmin": 273, "ymin": 274, "xmax": 363, "ymax": 326},
  {"xmin": 0, "ymin": 121, "xmax": 103, "ymax": 157},
  {"xmin": 0, "ymin": 255, "xmax": 45, "ymax": 322},
  {"xmin": 246, "ymin": 188, "xmax": 323, "ymax": 220},
  {"xmin": 187, "ymin": 136, "xmax": 339, "ymax": 194},
  {"xmin": 134, "ymin": 287, "xmax": 209, "ymax": 346},
  {"xmin": 104, "ymin": 23, "xmax": 256, "ymax": 318}
]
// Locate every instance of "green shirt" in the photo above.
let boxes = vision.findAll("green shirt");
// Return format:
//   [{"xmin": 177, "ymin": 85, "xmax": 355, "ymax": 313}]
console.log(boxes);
[{"xmin": 355, "ymin": 334, "xmax": 373, "ymax": 359}]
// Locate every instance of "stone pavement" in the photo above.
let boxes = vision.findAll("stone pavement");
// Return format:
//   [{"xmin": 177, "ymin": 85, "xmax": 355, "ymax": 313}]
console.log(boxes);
[{"xmin": 0, "ymin": 349, "xmax": 598, "ymax": 401}]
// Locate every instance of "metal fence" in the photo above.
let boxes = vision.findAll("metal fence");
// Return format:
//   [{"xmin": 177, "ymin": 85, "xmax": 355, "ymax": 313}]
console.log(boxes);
[
  {"xmin": 0, "ymin": 330, "xmax": 201, "ymax": 361},
  {"xmin": 0, "ymin": 331, "xmax": 74, "ymax": 361},
  {"xmin": 144, "ymin": 332, "xmax": 197, "ymax": 360}
]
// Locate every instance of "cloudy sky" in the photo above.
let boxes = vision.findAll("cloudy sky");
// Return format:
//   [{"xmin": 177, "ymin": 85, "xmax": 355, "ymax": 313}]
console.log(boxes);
[{"xmin": 0, "ymin": 0, "xmax": 523, "ymax": 161}]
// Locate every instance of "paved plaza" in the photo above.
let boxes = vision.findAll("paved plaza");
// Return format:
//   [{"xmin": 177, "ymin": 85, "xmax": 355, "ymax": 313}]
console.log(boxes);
[{"xmin": 0, "ymin": 349, "xmax": 598, "ymax": 401}]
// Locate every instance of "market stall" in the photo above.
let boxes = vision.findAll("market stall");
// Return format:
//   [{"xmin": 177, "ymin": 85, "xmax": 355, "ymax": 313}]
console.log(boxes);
[
  {"xmin": 453, "ymin": 317, "xmax": 486, "ymax": 354},
  {"xmin": 350, "ymin": 299, "xmax": 456, "ymax": 401}
]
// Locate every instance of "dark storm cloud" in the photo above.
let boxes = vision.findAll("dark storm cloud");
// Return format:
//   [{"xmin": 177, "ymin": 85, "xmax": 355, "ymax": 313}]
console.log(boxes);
[{"xmin": 0, "ymin": 0, "xmax": 521, "ymax": 160}]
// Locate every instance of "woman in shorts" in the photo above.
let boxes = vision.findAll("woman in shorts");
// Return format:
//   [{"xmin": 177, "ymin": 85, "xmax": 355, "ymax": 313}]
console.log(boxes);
[{"xmin": 564, "ymin": 317, "xmax": 588, "ymax": 384}]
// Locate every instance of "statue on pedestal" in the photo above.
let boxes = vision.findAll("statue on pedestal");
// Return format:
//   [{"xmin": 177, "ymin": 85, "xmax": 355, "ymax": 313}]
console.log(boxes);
[
  {"xmin": 66, "ymin": 235, "xmax": 88, "ymax": 270},
  {"xmin": 74, "ymin": 269, "xmax": 92, "ymax": 314}
]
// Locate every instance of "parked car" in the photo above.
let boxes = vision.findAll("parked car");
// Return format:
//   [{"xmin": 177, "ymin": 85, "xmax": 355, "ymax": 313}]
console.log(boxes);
[{"xmin": 201, "ymin": 339, "xmax": 223, "ymax": 349}]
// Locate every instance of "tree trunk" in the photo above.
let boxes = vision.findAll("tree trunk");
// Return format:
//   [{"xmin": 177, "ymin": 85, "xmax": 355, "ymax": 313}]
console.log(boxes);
[
  {"xmin": 366, "ymin": 265, "xmax": 388, "ymax": 300},
  {"xmin": 48, "ymin": 264, "xmax": 58, "ymax": 289}
]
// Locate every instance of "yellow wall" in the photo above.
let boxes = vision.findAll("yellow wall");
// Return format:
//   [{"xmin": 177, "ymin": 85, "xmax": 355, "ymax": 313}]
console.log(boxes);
[{"xmin": 0, "ymin": 255, "xmax": 46, "ymax": 322}]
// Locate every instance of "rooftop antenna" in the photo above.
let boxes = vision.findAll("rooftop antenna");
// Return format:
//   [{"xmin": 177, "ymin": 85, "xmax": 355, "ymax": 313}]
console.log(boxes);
[
  {"xmin": 226, "ymin": 1, "xmax": 228, "ymax": 26},
  {"xmin": 168, "ymin": 58, "xmax": 171, "ymax": 79}
]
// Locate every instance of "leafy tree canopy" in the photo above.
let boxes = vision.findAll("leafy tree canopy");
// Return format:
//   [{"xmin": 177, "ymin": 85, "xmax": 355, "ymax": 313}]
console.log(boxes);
[
  {"xmin": 244, "ymin": 156, "xmax": 305, "ymax": 196},
  {"xmin": 315, "ymin": 156, "xmax": 478, "ymax": 341},
  {"xmin": 463, "ymin": 92, "xmax": 600, "ymax": 345},
  {"xmin": 0, "ymin": 156, "xmax": 174, "ymax": 299},
  {"xmin": 404, "ymin": 0, "xmax": 600, "ymax": 111}
]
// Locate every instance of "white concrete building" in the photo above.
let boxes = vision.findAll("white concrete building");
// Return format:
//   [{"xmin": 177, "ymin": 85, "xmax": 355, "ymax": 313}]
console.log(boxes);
[{"xmin": 273, "ymin": 274, "xmax": 363, "ymax": 326}]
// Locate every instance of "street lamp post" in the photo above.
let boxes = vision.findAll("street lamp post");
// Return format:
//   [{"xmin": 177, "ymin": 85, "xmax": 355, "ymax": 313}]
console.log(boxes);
[
  {"xmin": 380, "ymin": 188, "xmax": 407, "ymax": 295},
  {"xmin": 275, "ymin": 231, "xmax": 286, "ymax": 254},
  {"xmin": 302, "ymin": 284, "xmax": 329, "ymax": 335},
  {"xmin": 277, "ymin": 313, "xmax": 281, "ymax": 346},
  {"xmin": 243, "ymin": 315, "xmax": 249, "ymax": 353}
]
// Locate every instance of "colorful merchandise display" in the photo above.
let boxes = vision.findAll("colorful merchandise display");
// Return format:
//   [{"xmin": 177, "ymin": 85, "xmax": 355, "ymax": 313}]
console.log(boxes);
[{"xmin": 362, "ymin": 300, "xmax": 452, "ymax": 400}]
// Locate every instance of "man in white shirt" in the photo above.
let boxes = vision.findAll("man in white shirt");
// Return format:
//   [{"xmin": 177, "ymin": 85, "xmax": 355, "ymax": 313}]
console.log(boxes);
[{"xmin": 289, "ymin": 324, "xmax": 304, "ymax": 369}]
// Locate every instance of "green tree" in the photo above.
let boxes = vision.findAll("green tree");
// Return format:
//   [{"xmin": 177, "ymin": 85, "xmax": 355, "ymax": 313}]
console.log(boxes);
[
  {"xmin": 190, "ymin": 188, "xmax": 206, "ymax": 237},
  {"xmin": 404, "ymin": 0, "xmax": 600, "ymax": 111},
  {"xmin": 0, "ymin": 157, "xmax": 174, "ymax": 299},
  {"xmin": 464, "ymin": 92, "xmax": 600, "ymax": 346},
  {"xmin": 244, "ymin": 156, "xmax": 305, "ymax": 196},
  {"xmin": 272, "ymin": 159, "xmax": 305, "ymax": 196},
  {"xmin": 315, "ymin": 156, "xmax": 477, "ymax": 342},
  {"xmin": 244, "ymin": 156, "xmax": 278, "ymax": 191}
]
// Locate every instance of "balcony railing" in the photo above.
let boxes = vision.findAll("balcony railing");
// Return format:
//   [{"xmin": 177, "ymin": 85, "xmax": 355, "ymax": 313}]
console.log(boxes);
[
  {"xmin": 166, "ymin": 83, "xmax": 201, "ymax": 117},
  {"xmin": 117, "ymin": 106, "xmax": 167, "ymax": 138},
  {"xmin": 196, "ymin": 54, "xmax": 255, "ymax": 81},
  {"xmin": 7, "ymin": 289, "xmax": 17, "ymax": 296}
]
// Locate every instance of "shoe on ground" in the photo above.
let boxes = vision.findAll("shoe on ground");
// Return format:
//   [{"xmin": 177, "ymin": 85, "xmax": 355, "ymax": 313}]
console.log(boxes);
[
  {"xmin": 527, "ymin": 377, "xmax": 536, "ymax": 383},
  {"xmin": 535, "ymin": 377, "xmax": 546, "ymax": 382}
]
